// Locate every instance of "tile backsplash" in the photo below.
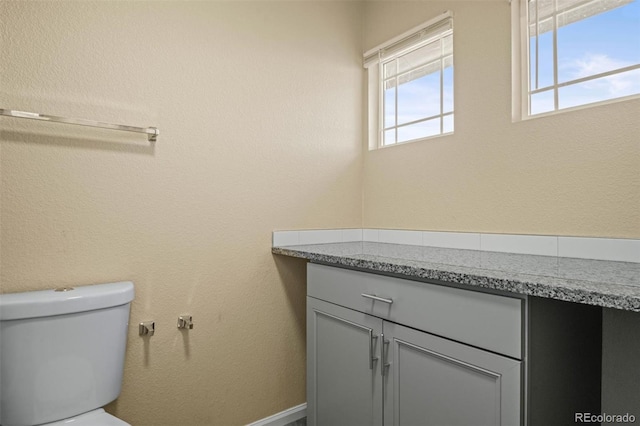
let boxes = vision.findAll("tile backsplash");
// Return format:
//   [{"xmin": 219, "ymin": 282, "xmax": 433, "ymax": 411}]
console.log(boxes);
[{"xmin": 273, "ymin": 229, "xmax": 640, "ymax": 263}]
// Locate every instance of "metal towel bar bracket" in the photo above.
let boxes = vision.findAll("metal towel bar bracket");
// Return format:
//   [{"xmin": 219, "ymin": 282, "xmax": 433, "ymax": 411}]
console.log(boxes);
[{"xmin": 0, "ymin": 108, "xmax": 159, "ymax": 142}]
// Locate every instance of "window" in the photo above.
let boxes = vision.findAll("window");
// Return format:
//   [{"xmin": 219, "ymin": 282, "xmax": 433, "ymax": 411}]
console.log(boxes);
[
  {"xmin": 513, "ymin": 0, "xmax": 640, "ymax": 118},
  {"xmin": 365, "ymin": 12, "xmax": 454, "ymax": 149}
]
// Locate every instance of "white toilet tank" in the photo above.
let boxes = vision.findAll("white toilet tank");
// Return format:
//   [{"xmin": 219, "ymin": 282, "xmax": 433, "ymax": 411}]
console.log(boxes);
[{"xmin": 0, "ymin": 281, "xmax": 134, "ymax": 426}]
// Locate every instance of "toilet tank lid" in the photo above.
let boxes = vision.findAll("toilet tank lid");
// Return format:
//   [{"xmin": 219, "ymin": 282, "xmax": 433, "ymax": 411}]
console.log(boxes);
[{"xmin": 0, "ymin": 281, "xmax": 134, "ymax": 320}]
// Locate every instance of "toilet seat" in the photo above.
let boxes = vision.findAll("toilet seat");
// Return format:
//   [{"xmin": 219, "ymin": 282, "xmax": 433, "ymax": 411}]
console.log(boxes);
[{"xmin": 42, "ymin": 409, "xmax": 130, "ymax": 426}]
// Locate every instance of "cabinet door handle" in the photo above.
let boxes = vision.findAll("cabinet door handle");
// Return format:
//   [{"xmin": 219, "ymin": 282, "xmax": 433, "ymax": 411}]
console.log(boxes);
[
  {"xmin": 361, "ymin": 293, "xmax": 393, "ymax": 304},
  {"xmin": 381, "ymin": 334, "xmax": 390, "ymax": 376},
  {"xmin": 370, "ymin": 332, "xmax": 379, "ymax": 370}
]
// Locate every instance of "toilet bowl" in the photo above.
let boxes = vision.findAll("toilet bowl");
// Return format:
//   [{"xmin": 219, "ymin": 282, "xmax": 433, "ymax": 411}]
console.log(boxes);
[
  {"xmin": 0, "ymin": 282, "xmax": 134, "ymax": 426},
  {"xmin": 42, "ymin": 409, "xmax": 129, "ymax": 426}
]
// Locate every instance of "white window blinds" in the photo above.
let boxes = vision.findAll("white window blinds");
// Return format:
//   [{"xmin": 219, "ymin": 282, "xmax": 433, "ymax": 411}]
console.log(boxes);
[
  {"xmin": 527, "ymin": 0, "xmax": 634, "ymax": 35},
  {"xmin": 363, "ymin": 11, "xmax": 453, "ymax": 69}
]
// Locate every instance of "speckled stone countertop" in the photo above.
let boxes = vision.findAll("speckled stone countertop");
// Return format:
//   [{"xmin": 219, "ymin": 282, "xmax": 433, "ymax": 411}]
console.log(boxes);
[{"xmin": 272, "ymin": 242, "xmax": 640, "ymax": 312}]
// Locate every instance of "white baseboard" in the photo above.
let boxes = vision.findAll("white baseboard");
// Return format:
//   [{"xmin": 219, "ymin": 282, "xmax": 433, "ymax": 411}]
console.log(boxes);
[{"xmin": 246, "ymin": 403, "xmax": 306, "ymax": 426}]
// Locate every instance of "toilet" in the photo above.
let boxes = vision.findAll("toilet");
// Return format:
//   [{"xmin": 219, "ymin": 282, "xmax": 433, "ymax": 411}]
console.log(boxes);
[{"xmin": 0, "ymin": 281, "xmax": 134, "ymax": 426}]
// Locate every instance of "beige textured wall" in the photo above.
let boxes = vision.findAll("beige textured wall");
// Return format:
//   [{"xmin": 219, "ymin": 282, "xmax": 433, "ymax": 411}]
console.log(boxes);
[
  {"xmin": 363, "ymin": 1, "xmax": 640, "ymax": 238},
  {"xmin": 0, "ymin": 1, "xmax": 362, "ymax": 425}
]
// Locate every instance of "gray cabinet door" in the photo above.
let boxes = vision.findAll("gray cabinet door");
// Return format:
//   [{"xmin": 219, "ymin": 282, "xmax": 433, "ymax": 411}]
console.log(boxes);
[
  {"xmin": 307, "ymin": 297, "xmax": 383, "ymax": 426},
  {"xmin": 383, "ymin": 322, "xmax": 521, "ymax": 426}
]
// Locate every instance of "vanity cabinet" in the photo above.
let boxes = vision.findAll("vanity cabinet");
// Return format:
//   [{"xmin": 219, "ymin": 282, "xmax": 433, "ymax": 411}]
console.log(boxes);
[
  {"xmin": 306, "ymin": 263, "xmax": 602, "ymax": 426},
  {"xmin": 383, "ymin": 321, "xmax": 520, "ymax": 426},
  {"xmin": 307, "ymin": 298, "xmax": 383, "ymax": 426},
  {"xmin": 307, "ymin": 263, "xmax": 522, "ymax": 426}
]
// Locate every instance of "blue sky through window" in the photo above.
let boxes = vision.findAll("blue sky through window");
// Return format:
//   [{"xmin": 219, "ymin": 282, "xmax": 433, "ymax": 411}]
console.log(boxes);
[
  {"xmin": 382, "ymin": 32, "xmax": 453, "ymax": 146},
  {"xmin": 384, "ymin": 63, "xmax": 453, "ymax": 145},
  {"xmin": 529, "ymin": 0, "xmax": 640, "ymax": 114},
  {"xmin": 381, "ymin": 1, "xmax": 638, "ymax": 144}
]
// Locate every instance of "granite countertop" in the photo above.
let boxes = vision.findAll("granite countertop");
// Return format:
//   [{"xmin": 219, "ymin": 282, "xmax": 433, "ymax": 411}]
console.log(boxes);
[{"xmin": 272, "ymin": 242, "xmax": 640, "ymax": 312}]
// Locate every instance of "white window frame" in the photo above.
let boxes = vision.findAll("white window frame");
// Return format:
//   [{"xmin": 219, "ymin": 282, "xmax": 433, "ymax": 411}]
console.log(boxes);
[
  {"xmin": 365, "ymin": 11, "xmax": 454, "ymax": 150},
  {"xmin": 512, "ymin": 0, "xmax": 640, "ymax": 121}
]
